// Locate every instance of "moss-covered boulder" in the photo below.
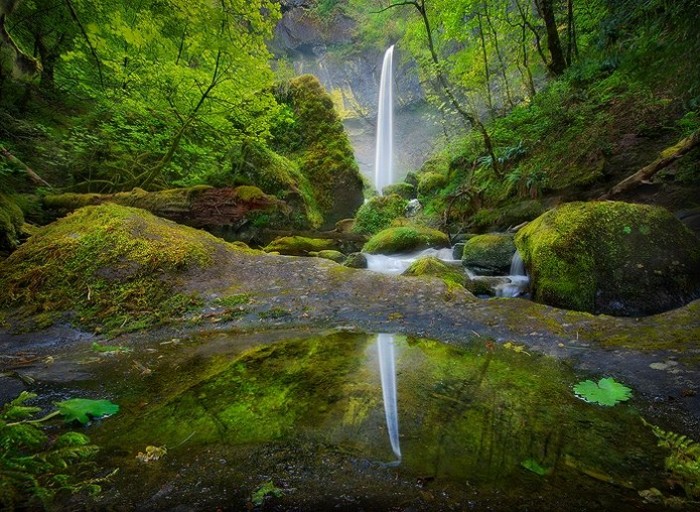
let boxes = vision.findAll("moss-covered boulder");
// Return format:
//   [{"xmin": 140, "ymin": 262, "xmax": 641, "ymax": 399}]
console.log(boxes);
[
  {"xmin": 471, "ymin": 200, "xmax": 545, "ymax": 231},
  {"xmin": 515, "ymin": 201, "xmax": 700, "ymax": 316},
  {"xmin": 273, "ymin": 75, "xmax": 364, "ymax": 229},
  {"xmin": 402, "ymin": 256, "xmax": 465, "ymax": 289},
  {"xmin": 363, "ymin": 226, "xmax": 449, "ymax": 255},
  {"xmin": 310, "ymin": 250, "xmax": 345, "ymax": 263},
  {"xmin": 263, "ymin": 236, "xmax": 337, "ymax": 256},
  {"xmin": 462, "ymin": 233, "xmax": 516, "ymax": 276},
  {"xmin": 0, "ymin": 193, "xmax": 24, "ymax": 252},
  {"xmin": 343, "ymin": 252, "xmax": 367, "ymax": 269},
  {"xmin": 0, "ymin": 204, "xmax": 236, "ymax": 332},
  {"xmin": 417, "ymin": 171, "xmax": 448, "ymax": 198},
  {"xmin": 352, "ymin": 194, "xmax": 408, "ymax": 235},
  {"xmin": 232, "ymin": 142, "xmax": 323, "ymax": 228}
]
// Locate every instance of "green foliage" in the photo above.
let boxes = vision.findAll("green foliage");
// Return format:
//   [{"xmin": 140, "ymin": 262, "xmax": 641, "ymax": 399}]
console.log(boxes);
[
  {"xmin": 643, "ymin": 419, "xmax": 700, "ymax": 499},
  {"xmin": 573, "ymin": 377, "xmax": 632, "ymax": 406},
  {"xmin": 54, "ymin": 399, "xmax": 120, "ymax": 425},
  {"xmin": 0, "ymin": 392, "xmax": 104, "ymax": 510},
  {"xmin": 521, "ymin": 458, "xmax": 552, "ymax": 476},
  {"xmin": 251, "ymin": 480, "xmax": 284, "ymax": 506},
  {"xmin": 352, "ymin": 194, "xmax": 408, "ymax": 235},
  {"xmin": 0, "ymin": 193, "xmax": 24, "ymax": 251}
]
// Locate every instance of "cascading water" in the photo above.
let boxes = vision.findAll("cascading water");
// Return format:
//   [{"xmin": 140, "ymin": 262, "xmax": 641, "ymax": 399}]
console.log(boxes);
[
  {"xmin": 377, "ymin": 333, "xmax": 401, "ymax": 461},
  {"xmin": 496, "ymin": 250, "xmax": 529, "ymax": 298},
  {"xmin": 374, "ymin": 45, "xmax": 395, "ymax": 194},
  {"xmin": 365, "ymin": 247, "xmax": 460, "ymax": 275}
]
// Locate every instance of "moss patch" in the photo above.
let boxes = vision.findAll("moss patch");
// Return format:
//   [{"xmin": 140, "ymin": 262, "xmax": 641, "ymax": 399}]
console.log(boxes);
[
  {"xmin": 362, "ymin": 226, "xmax": 449, "ymax": 254},
  {"xmin": 462, "ymin": 233, "xmax": 516, "ymax": 276},
  {"xmin": 263, "ymin": 236, "xmax": 338, "ymax": 256},
  {"xmin": 0, "ymin": 193, "xmax": 24, "ymax": 252},
  {"xmin": 515, "ymin": 201, "xmax": 700, "ymax": 315},
  {"xmin": 403, "ymin": 256, "xmax": 465, "ymax": 290},
  {"xmin": 0, "ymin": 203, "xmax": 232, "ymax": 333},
  {"xmin": 352, "ymin": 194, "xmax": 408, "ymax": 235}
]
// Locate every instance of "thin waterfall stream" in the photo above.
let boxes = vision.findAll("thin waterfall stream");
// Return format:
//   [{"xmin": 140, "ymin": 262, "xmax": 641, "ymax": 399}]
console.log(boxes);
[
  {"xmin": 375, "ymin": 45, "xmax": 395, "ymax": 194},
  {"xmin": 377, "ymin": 333, "xmax": 401, "ymax": 462}
]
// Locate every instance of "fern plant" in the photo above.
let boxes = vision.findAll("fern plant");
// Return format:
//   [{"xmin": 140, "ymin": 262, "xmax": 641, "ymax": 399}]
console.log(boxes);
[
  {"xmin": 0, "ymin": 391, "xmax": 108, "ymax": 510},
  {"xmin": 643, "ymin": 418, "xmax": 700, "ymax": 499}
]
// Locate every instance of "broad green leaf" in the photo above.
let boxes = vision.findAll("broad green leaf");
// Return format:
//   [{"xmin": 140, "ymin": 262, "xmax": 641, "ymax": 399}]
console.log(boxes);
[
  {"xmin": 521, "ymin": 458, "xmax": 551, "ymax": 476},
  {"xmin": 54, "ymin": 399, "xmax": 120, "ymax": 424},
  {"xmin": 573, "ymin": 377, "xmax": 632, "ymax": 406}
]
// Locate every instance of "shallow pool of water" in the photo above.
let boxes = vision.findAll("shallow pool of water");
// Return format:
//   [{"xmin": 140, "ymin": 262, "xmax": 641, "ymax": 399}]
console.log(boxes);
[{"xmin": 13, "ymin": 329, "xmax": 695, "ymax": 510}]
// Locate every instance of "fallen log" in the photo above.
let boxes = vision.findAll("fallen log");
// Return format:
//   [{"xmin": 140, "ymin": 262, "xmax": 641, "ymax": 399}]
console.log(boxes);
[
  {"xmin": 42, "ymin": 185, "xmax": 282, "ymax": 228},
  {"xmin": 600, "ymin": 129, "xmax": 700, "ymax": 200},
  {"xmin": 0, "ymin": 146, "xmax": 52, "ymax": 188}
]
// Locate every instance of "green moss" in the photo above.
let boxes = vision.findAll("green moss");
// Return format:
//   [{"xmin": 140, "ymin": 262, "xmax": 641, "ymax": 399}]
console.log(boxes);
[
  {"xmin": 381, "ymin": 182, "xmax": 416, "ymax": 200},
  {"xmin": 352, "ymin": 194, "xmax": 408, "ymax": 235},
  {"xmin": 417, "ymin": 171, "xmax": 448, "ymax": 198},
  {"xmin": 263, "ymin": 236, "xmax": 337, "ymax": 256},
  {"xmin": 272, "ymin": 75, "xmax": 364, "ymax": 227},
  {"xmin": 0, "ymin": 193, "xmax": 24, "ymax": 251},
  {"xmin": 462, "ymin": 233, "xmax": 516, "ymax": 276},
  {"xmin": 233, "ymin": 185, "xmax": 268, "ymax": 202},
  {"xmin": 515, "ymin": 201, "xmax": 700, "ymax": 315},
  {"xmin": 42, "ymin": 192, "xmax": 103, "ymax": 212},
  {"xmin": 311, "ymin": 249, "xmax": 345, "ymax": 263},
  {"xmin": 0, "ymin": 203, "xmax": 226, "ymax": 334},
  {"xmin": 403, "ymin": 256, "xmax": 465, "ymax": 289},
  {"xmin": 362, "ymin": 226, "xmax": 449, "ymax": 254},
  {"xmin": 471, "ymin": 200, "xmax": 545, "ymax": 231}
]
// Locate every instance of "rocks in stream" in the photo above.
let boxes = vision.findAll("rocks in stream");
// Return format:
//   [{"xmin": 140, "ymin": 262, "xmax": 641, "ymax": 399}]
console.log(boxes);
[
  {"xmin": 515, "ymin": 201, "xmax": 700, "ymax": 316},
  {"xmin": 461, "ymin": 233, "xmax": 516, "ymax": 276},
  {"xmin": 263, "ymin": 236, "xmax": 338, "ymax": 256},
  {"xmin": 362, "ymin": 226, "xmax": 450, "ymax": 255}
]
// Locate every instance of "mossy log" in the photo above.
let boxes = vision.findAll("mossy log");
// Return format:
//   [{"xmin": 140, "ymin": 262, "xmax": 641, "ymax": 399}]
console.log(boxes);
[
  {"xmin": 600, "ymin": 130, "xmax": 700, "ymax": 199},
  {"xmin": 43, "ymin": 186, "xmax": 282, "ymax": 228},
  {"xmin": 0, "ymin": 146, "xmax": 51, "ymax": 188}
]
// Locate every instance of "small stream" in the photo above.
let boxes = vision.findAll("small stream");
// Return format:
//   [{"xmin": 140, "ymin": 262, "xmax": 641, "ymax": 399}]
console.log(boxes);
[{"xmin": 10, "ymin": 328, "xmax": 692, "ymax": 511}]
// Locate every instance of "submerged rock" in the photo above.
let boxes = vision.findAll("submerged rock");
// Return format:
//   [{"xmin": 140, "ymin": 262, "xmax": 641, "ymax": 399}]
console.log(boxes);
[
  {"xmin": 465, "ymin": 276, "xmax": 512, "ymax": 296},
  {"xmin": 263, "ymin": 235, "xmax": 337, "ymax": 256},
  {"xmin": 462, "ymin": 233, "xmax": 516, "ymax": 276},
  {"xmin": 362, "ymin": 226, "xmax": 449, "ymax": 255},
  {"xmin": 515, "ymin": 201, "xmax": 700, "ymax": 316}
]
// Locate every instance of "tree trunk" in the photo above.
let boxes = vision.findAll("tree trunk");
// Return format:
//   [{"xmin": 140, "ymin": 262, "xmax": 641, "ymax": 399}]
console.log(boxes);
[
  {"xmin": 599, "ymin": 130, "xmax": 700, "ymax": 199},
  {"xmin": 476, "ymin": 14, "xmax": 494, "ymax": 115},
  {"xmin": 536, "ymin": 0, "xmax": 567, "ymax": 75}
]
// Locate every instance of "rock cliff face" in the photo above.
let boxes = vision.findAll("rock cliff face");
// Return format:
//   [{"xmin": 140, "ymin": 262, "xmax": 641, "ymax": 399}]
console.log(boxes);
[{"xmin": 272, "ymin": 3, "xmax": 446, "ymax": 184}]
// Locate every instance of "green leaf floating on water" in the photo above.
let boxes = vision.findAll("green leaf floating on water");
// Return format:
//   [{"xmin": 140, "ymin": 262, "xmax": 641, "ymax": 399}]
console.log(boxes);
[
  {"xmin": 55, "ymin": 398, "xmax": 120, "ymax": 424},
  {"xmin": 573, "ymin": 377, "xmax": 632, "ymax": 406}
]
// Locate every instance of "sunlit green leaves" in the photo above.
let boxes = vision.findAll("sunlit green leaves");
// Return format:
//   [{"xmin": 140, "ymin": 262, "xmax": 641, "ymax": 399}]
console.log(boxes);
[
  {"xmin": 54, "ymin": 399, "xmax": 120, "ymax": 424},
  {"xmin": 573, "ymin": 377, "xmax": 632, "ymax": 406}
]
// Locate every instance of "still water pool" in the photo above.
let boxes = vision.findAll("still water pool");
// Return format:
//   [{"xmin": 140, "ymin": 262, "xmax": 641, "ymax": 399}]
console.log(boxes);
[{"xmin": 23, "ymin": 329, "xmax": 694, "ymax": 510}]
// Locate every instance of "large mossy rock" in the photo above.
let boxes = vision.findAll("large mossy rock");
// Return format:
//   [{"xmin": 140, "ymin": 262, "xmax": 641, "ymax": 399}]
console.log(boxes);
[
  {"xmin": 352, "ymin": 194, "xmax": 408, "ymax": 235},
  {"xmin": 363, "ymin": 226, "xmax": 449, "ymax": 254},
  {"xmin": 515, "ymin": 201, "xmax": 700, "ymax": 316},
  {"xmin": 462, "ymin": 233, "xmax": 516, "ymax": 276},
  {"xmin": 0, "ymin": 203, "xmax": 239, "ymax": 332},
  {"xmin": 273, "ymin": 75, "xmax": 364, "ymax": 229},
  {"xmin": 0, "ymin": 193, "xmax": 24, "ymax": 252},
  {"xmin": 263, "ymin": 236, "xmax": 337, "ymax": 256},
  {"xmin": 402, "ymin": 256, "xmax": 465, "ymax": 289}
]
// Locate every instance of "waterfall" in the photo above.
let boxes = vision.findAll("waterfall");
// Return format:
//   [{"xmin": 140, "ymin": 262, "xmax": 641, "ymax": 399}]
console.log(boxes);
[
  {"xmin": 377, "ymin": 333, "xmax": 401, "ymax": 460},
  {"xmin": 374, "ymin": 46, "xmax": 395, "ymax": 194},
  {"xmin": 496, "ymin": 250, "xmax": 529, "ymax": 298}
]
